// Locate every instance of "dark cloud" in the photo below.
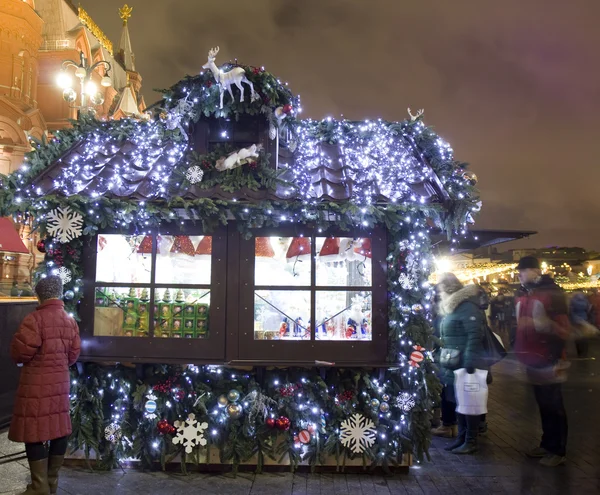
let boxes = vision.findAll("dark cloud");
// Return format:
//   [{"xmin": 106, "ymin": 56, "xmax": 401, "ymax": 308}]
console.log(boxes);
[{"xmin": 80, "ymin": 0, "xmax": 600, "ymax": 249}]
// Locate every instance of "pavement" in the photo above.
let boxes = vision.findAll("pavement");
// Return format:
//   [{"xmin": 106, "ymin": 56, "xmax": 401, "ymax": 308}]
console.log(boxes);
[{"xmin": 1, "ymin": 342, "xmax": 599, "ymax": 494}]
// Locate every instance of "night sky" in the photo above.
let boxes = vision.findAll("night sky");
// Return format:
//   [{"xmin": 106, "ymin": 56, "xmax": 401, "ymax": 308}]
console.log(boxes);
[{"xmin": 79, "ymin": 0, "xmax": 600, "ymax": 250}]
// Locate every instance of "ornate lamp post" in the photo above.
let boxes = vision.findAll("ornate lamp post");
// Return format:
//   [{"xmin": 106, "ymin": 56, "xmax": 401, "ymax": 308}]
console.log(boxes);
[{"xmin": 56, "ymin": 51, "xmax": 112, "ymax": 117}]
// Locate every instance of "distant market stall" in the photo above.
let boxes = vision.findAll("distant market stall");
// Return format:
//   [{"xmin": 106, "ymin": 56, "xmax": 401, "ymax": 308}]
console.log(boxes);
[{"xmin": 0, "ymin": 48, "xmax": 480, "ymax": 471}]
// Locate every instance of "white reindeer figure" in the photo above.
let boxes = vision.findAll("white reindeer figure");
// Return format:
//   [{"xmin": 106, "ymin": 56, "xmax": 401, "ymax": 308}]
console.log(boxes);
[
  {"xmin": 407, "ymin": 107, "xmax": 425, "ymax": 121},
  {"xmin": 202, "ymin": 47, "xmax": 258, "ymax": 109}
]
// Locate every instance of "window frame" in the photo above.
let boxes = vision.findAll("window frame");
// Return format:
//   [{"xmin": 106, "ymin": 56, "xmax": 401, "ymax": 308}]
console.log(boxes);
[
  {"xmin": 232, "ymin": 225, "xmax": 388, "ymax": 365},
  {"xmin": 79, "ymin": 224, "xmax": 228, "ymax": 363}
]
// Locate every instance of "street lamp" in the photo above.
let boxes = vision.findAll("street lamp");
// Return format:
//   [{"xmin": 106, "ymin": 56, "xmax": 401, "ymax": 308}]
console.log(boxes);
[{"xmin": 56, "ymin": 51, "xmax": 112, "ymax": 117}]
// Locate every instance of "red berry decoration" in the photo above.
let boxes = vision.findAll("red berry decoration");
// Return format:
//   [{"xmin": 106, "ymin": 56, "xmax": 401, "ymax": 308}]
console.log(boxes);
[
  {"xmin": 205, "ymin": 80, "xmax": 213, "ymax": 88},
  {"xmin": 266, "ymin": 417, "xmax": 276, "ymax": 428},
  {"xmin": 275, "ymin": 416, "xmax": 290, "ymax": 431},
  {"xmin": 252, "ymin": 67, "xmax": 260, "ymax": 75},
  {"xmin": 157, "ymin": 419, "xmax": 175, "ymax": 435},
  {"xmin": 279, "ymin": 384, "xmax": 297, "ymax": 397},
  {"xmin": 36, "ymin": 240, "xmax": 46, "ymax": 253},
  {"xmin": 282, "ymin": 104, "xmax": 293, "ymax": 114}
]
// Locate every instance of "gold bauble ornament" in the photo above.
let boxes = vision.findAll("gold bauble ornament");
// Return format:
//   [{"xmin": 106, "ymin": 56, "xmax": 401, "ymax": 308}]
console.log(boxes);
[
  {"xmin": 462, "ymin": 171, "xmax": 478, "ymax": 185},
  {"xmin": 217, "ymin": 394, "xmax": 228, "ymax": 407},
  {"xmin": 227, "ymin": 403, "xmax": 243, "ymax": 419}
]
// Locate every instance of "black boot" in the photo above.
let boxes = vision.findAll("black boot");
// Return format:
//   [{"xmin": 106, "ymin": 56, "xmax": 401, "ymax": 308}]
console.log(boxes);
[
  {"xmin": 452, "ymin": 414, "xmax": 479, "ymax": 455},
  {"xmin": 445, "ymin": 413, "xmax": 466, "ymax": 451}
]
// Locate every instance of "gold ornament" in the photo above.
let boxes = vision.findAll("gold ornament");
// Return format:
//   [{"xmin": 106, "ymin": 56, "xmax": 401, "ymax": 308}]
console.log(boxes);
[
  {"xmin": 119, "ymin": 4, "xmax": 133, "ymax": 25},
  {"xmin": 462, "ymin": 171, "xmax": 478, "ymax": 185},
  {"xmin": 227, "ymin": 403, "xmax": 243, "ymax": 419},
  {"xmin": 217, "ymin": 394, "xmax": 229, "ymax": 407}
]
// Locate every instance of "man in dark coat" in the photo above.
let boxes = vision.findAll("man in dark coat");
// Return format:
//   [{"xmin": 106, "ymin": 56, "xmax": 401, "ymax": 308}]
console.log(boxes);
[{"xmin": 514, "ymin": 256, "xmax": 570, "ymax": 467}]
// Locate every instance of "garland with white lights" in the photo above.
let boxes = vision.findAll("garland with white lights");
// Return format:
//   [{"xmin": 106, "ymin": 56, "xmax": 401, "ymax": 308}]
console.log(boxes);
[{"xmin": 0, "ymin": 59, "xmax": 480, "ymax": 468}]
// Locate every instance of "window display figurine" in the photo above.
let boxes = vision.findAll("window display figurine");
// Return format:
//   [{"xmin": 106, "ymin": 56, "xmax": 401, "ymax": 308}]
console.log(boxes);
[
  {"xmin": 316, "ymin": 322, "xmax": 327, "ymax": 340},
  {"xmin": 346, "ymin": 318, "xmax": 358, "ymax": 339},
  {"xmin": 293, "ymin": 317, "xmax": 304, "ymax": 338},
  {"xmin": 360, "ymin": 318, "xmax": 369, "ymax": 339},
  {"xmin": 279, "ymin": 318, "xmax": 289, "ymax": 339}
]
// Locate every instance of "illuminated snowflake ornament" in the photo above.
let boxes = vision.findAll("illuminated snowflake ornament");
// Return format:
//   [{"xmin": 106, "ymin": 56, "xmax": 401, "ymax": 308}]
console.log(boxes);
[
  {"xmin": 396, "ymin": 392, "xmax": 416, "ymax": 412},
  {"xmin": 339, "ymin": 413, "xmax": 376, "ymax": 454},
  {"xmin": 54, "ymin": 266, "xmax": 72, "ymax": 285},
  {"xmin": 104, "ymin": 422, "xmax": 122, "ymax": 443},
  {"xmin": 185, "ymin": 166, "xmax": 204, "ymax": 184},
  {"xmin": 46, "ymin": 206, "xmax": 83, "ymax": 244},
  {"xmin": 172, "ymin": 413, "xmax": 209, "ymax": 454},
  {"xmin": 398, "ymin": 273, "xmax": 415, "ymax": 290}
]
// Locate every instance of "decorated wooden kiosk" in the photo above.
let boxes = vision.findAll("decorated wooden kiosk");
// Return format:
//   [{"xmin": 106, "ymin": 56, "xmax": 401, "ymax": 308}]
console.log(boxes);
[{"xmin": 0, "ymin": 47, "xmax": 480, "ymax": 472}]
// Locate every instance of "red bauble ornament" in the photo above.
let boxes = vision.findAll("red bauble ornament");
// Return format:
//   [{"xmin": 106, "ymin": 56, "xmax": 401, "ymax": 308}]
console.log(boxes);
[
  {"xmin": 266, "ymin": 417, "xmax": 276, "ymax": 428},
  {"xmin": 298, "ymin": 430, "xmax": 311, "ymax": 444},
  {"xmin": 409, "ymin": 345, "xmax": 426, "ymax": 368},
  {"xmin": 157, "ymin": 419, "xmax": 176, "ymax": 435},
  {"xmin": 253, "ymin": 67, "xmax": 260, "ymax": 75},
  {"xmin": 275, "ymin": 416, "xmax": 290, "ymax": 431},
  {"xmin": 36, "ymin": 240, "xmax": 46, "ymax": 253},
  {"xmin": 282, "ymin": 104, "xmax": 293, "ymax": 114}
]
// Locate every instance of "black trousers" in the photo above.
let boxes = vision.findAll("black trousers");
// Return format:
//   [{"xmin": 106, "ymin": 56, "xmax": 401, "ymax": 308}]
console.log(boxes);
[
  {"xmin": 25, "ymin": 436, "xmax": 69, "ymax": 462},
  {"xmin": 533, "ymin": 383, "xmax": 568, "ymax": 456},
  {"xmin": 440, "ymin": 386, "xmax": 457, "ymax": 426},
  {"xmin": 457, "ymin": 413, "xmax": 480, "ymax": 441}
]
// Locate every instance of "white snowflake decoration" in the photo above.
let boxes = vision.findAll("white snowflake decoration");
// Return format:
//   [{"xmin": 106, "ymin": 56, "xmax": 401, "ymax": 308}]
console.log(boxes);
[
  {"xmin": 185, "ymin": 166, "xmax": 204, "ymax": 184},
  {"xmin": 339, "ymin": 413, "xmax": 376, "ymax": 454},
  {"xmin": 46, "ymin": 206, "xmax": 83, "ymax": 244},
  {"xmin": 104, "ymin": 422, "xmax": 122, "ymax": 443},
  {"xmin": 398, "ymin": 273, "xmax": 415, "ymax": 290},
  {"xmin": 172, "ymin": 413, "xmax": 209, "ymax": 454},
  {"xmin": 54, "ymin": 266, "xmax": 72, "ymax": 284},
  {"xmin": 396, "ymin": 392, "xmax": 416, "ymax": 412}
]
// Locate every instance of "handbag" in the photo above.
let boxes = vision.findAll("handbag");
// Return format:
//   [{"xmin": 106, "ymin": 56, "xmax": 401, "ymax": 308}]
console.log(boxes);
[
  {"xmin": 482, "ymin": 324, "xmax": 506, "ymax": 366},
  {"xmin": 439, "ymin": 348, "xmax": 461, "ymax": 369}
]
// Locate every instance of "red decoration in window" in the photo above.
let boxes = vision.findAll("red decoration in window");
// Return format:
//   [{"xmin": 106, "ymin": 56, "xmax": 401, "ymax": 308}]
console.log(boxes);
[
  {"xmin": 195, "ymin": 236, "xmax": 212, "ymax": 260},
  {"xmin": 170, "ymin": 236, "xmax": 195, "ymax": 256},
  {"xmin": 318, "ymin": 237, "xmax": 340, "ymax": 262},
  {"xmin": 137, "ymin": 235, "xmax": 157, "ymax": 254},
  {"xmin": 255, "ymin": 237, "xmax": 275, "ymax": 258},
  {"xmin": 353, "ymin": 238, "xmax": 372, "ymax": 259},
  {"xmin": 286, "ymin": 237, "xmax": 311, "ymax": 262}
]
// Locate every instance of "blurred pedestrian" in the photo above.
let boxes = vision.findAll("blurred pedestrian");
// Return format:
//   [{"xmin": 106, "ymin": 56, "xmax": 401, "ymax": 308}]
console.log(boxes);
[
  {"xmin": 514, "ymin": 256, "xmax": 570, "ymax": 467},
  {"xmin": 436, "ymin": 273, "xmax": 487, "ymax": 454},
  {"xmin": 9, "ymin": 276, "xmax": 81, "ymax": 494},
  {"xmin": 569, "ymin": 292, "xmax": 593, "ymax": 358},
  {"xmin": 490, "ymin": 291, "xmax": 515, "ymax": 349}
]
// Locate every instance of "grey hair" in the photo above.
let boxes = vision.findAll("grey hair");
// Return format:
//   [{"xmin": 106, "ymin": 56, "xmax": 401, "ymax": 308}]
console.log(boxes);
[
  {"xmin": 35, "ymin": 275, "xmax": 63, "ymax": 302},
  {"xmin": 436, "ymin": 272, "xmax": 463, "ymax": 295}
]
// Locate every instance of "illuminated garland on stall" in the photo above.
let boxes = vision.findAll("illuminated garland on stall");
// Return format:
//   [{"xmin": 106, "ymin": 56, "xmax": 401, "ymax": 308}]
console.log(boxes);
[{"xmin": 0, "ymin": 60, "xmax": 479, "ymax": 471}]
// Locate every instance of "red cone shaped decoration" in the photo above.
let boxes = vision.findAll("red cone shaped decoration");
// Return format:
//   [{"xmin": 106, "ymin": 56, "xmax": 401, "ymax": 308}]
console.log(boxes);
[
  {"xmin": 353, "ymin": 238, "xmax": 372, "ymax": 259},
  {"xmin": 137, "ymin": 235, "xmax": 157, "ymax": 254},
  {"xmin": 170, "ymin": 236, "xmax": 195, "ymax": 256},
  {"xmin": 319, "ymin": 237, "xmax": 341, "ymax": 263},
  {"xmin": 255, "ymin": 237, "xmax": 275, "ymax": 258},
  {"xmin": 195, "ymin": 236, "xmax": 212, "ymax": 260},
  {"xmin": 286, "ymin": 237, "xmax": 311, "ymax": 262}
]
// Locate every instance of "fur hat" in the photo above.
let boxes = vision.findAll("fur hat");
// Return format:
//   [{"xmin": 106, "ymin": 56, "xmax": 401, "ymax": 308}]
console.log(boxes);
[{"xmin": 35, "ymin": 275, "xmax": 63, "ymax": 302}]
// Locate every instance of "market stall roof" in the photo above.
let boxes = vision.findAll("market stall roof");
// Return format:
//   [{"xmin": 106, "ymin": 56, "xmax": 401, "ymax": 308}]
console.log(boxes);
[
  {"xmin": 0, "ymin": 218, "xmax": 28, "ymax": 254},
  {"xmin": 431, "ymin": 229, "xmax": 536, "ymax": 252}
]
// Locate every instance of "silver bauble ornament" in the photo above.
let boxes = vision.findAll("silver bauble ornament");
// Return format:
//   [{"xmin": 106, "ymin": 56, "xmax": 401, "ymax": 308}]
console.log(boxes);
[
  {"xmin": 370, "ymin": 398, "xmax": 380, "ymax": 409},
  {"xmin": 91, "ymin": 91, "xmax": 105, "ymax": 106},
  {"xmin": 227, "ymin": 389, "xmax": 241, "ymax": 402},
  {"xmin": 227, "ymin": 403, "xmax": 243, "ymax": 419},
  {"xmin": 382, "ymin": 394, "xmax": 390, "ymax": 402},
  {"xmin": 62, "ymin": 88, "xmax": 77, "ymax": 103},
  {"xmin": 64, "ymin": 290, "xmax": 75, "ymax": 301},
  {"xmin": 380, "ymin": 402, "xmax": 390, "ymax": 413}
]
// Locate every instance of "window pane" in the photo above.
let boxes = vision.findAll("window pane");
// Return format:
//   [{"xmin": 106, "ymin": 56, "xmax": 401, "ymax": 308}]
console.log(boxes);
[
  {"xmin": 153, "ymin": 288, "xmax": 210, "ymax": 339},
  {"xmin": 155, "ymin": 236, "xmax": 212, "ymax": 285},
  {"xmin": 95, "ymin": 234, "xmax": 151, "ymax": 284},
  {"xmin": 315, "ymin": 291, "xmax": 372, "ymax": 341},
  {"xmin": 316, "ymin": 237, "xmax": 372, "ymax": 287},
  {"xmin": 255, "ymin": 237, "xmax": 311, "ymax": 286},
  {"xmin": 254, "ymin": 290, "xmax": 311, "ymax": 340},
  {"xmin": 94, "ymin": 287, "xmax": 151, "ymax": 337}
]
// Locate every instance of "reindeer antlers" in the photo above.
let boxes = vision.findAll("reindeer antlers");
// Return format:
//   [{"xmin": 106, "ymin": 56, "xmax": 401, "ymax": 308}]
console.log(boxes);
[
  {"xmin": 407, "ymin": 108, "xmax": 425, "ymax": 121},
  {"xmin": 208, "ymin": 46, "xmax": 220, "ymax": 58}
]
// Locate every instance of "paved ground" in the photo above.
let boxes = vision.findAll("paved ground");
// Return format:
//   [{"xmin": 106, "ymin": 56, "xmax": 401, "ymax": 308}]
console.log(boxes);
[{"xmin": 1, "ymin": 342, "xmax": 599, "ymax": 494}]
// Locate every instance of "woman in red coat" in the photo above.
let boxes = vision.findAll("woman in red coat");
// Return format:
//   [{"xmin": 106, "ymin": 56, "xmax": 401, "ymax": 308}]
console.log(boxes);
[{"xmin": 9, "ymin": 275, "xmax": 81, "ymax": 495}]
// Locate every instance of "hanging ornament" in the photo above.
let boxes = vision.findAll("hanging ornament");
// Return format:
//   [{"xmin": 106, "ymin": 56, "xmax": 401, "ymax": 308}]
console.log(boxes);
[
  {"xmin": 269, "ymin": 123, "xmax": 277, "ymax": 140},
  {"xmin": 227, "ymin": 403, "xmax": 243, "ymax": 419},
  {"xmin": 157, "ymin": 419, "xmax": 176, "ymax": 435},
  {"xmin": 104, "ymin": 422, "xmax": 122, "ymax": 443},
  {"xmin": 318, "ymin": 237, "xmax": 341, "ymax": 264},
  {"xmin": 298, "ymin": 430, "xmax": 311, "ymax": 444},
  {"xmin": 217, "ymin": 395, "xmax": 229, "ymax": 407},
  {"xmin": 255, "ymin": 237, "xmax": 275, "ymax": 258},
  {"xmin": 144, "ymin": 393, "xmax": 158, "ymax": 419},
  {"xmin": 54, "ymin": 266, "xmax": 72, "ymax": 285},
  {"xmin": 195, "ymin": 236, "xmax": 212, "ymax": 260},
  {"xmin": 409, "ymin": 345, "xmax": 426, "ymax": 368},
  {"xmin": 320, "ymin": 414, "xmax": 327, "ymax": 434},
  {"xmin": 398, "ymin": 273, "xmax": 416, "ymax": 290},
  {"xmin": 46, "ymin": 206, "xmax": 83, "ymax": 244},
  {"xmin": 275, "ymin": 416, "xmax": 291, "ymax": 431},
  {"xmin": 227, "ymin": 389, "xmax": 241, "ymax": 403},
  {"xmin": 370, "ymin": 398, "xmax": 380, "ymax": 410},
  {"xmin": 339, "ymin": 413, "xmax": 376, "ymax": 454},
  {"xmin": 265, "ymin": 417, "xmax": 276, "ymax": 429},
  {"xmin": 170, "ymin": 236, "xmax": 195, "ymax": 256},
  {"xmin": 381, "ymin": 394, "xmax": 390, "ymax": 402},
  {"xmin": 172, "ymin": 413, "xmax": 209, "ymax": 454},
  {"xmin": 411, "ymin": 304, "xmax": 424, "ymax": 314},
  {"xmin": 185, "ymin": 165, "xmax": 204, "ymax": 184},
  {"xmin": 379, "ymin": 402, "xmax": 390, "ymax": 413},
  {"xmin": 282, "ymin": 104, "xmax": 293, "ymax": 115},
  {"xmin": 64, "ymin": 290, "xmax": 75, "ymax": 301},
  {"xmin": 396, "ymin": 392, "xmax": 416, "ymax": 412},
  {"xmin": 462, "ymin": 171, "xmax": 478, "ymax": 185},
  {"xmin": 36, "ymin": 240, "xmax": 46, "ymax": 253}
]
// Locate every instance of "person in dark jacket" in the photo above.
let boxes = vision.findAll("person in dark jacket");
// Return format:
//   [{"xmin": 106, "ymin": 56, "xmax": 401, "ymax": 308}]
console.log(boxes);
[
  {"xmin": 514, "ymin": 256, "xmax": 570, "ymax": 467},
  {"xmin": 9, "ymin": 276, "xmax": 81, "ymax": 495},
  {"xmin": 569, "ymin": 291, "xmax": 592, "ymax": 358},
  {"xmin": 437, "ymin": 273, "xmax": 487, "ymax": 454}
]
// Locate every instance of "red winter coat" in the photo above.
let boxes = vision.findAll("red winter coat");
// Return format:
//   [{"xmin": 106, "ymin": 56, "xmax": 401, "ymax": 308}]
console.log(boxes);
[{"xmin": 8, "ymin": 299, "xmax": 81, "ymax": 444}]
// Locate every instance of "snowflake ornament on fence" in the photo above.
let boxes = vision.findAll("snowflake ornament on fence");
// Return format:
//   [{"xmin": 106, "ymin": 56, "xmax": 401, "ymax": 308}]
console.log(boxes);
[
  {"xmin": 54, "ymin": 266, "xmax": 72, "ymax": 284},
  {"xmin": 339, "ymin": 413, "xmax": 376, "ymax": 454},
  {"xmin": 185, "ymin": 166, "xmax": 204, "ymax": 184},
  {"xmin": 172, "ymin": 413, "xmax": 209, "ymax": 454},
  {"xmin": 398, "ymin": 273, "xmax": 416, "ymax": 290},
  {"xmin": 396, "ymin": 392, "xmax": 416, "ymax": 412},
  {"xmin": 104, "ymin": 422, "xmax": 122, "ymax": 443},
  {"xmin": 46, "ymin": 207, "xmax": 83, "ymax": 244}
]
